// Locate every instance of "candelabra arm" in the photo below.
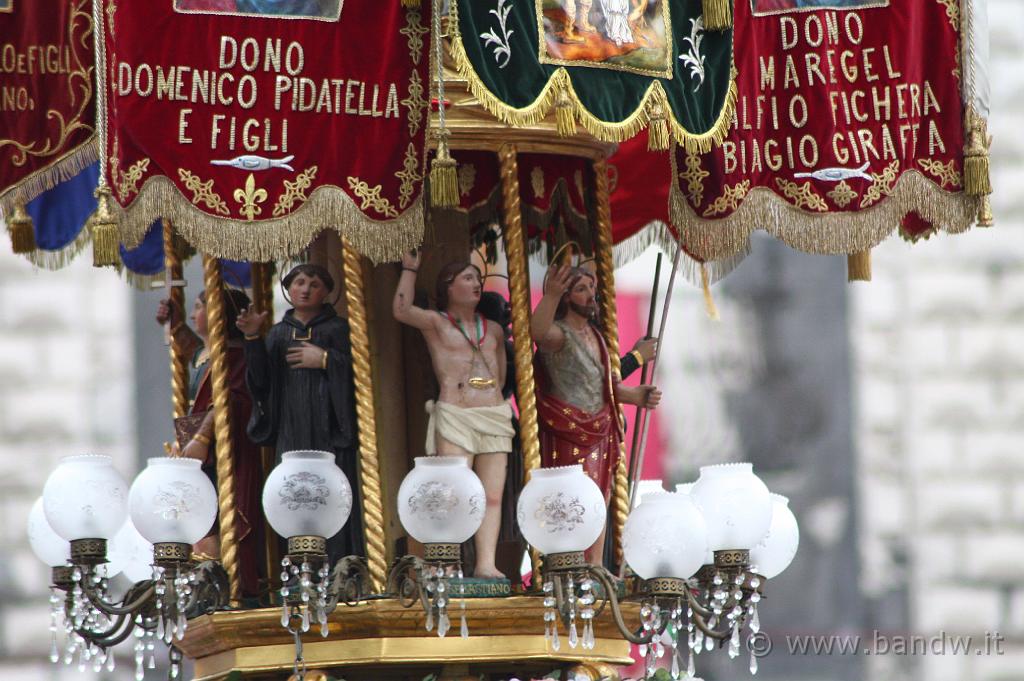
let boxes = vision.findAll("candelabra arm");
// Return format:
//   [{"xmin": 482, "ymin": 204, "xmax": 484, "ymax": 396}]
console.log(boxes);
[
  {"xmin": 324, "ymin": 555, "xmax": 371, "ymax": 613},
  {"xmin": 683, "ymin": 590, "xmax": 734, "ymax": 641},
  {"xmin": 584, "ymin": 566, "xmax": 656, "ymax": 646},
  {"xmin": 683, "ymin": 586, "xmax": 714, "ymax": 620},
  {"xmin": 75, "ymin": 613, "xmax": 142, "ymax": 649},
  {"xmin": 385, "ymin": 555, "xmax": 430, "ymax": 610},
  {"xmin": 80, "ymin": 577, "xmax": 157, "ymax": 618}
]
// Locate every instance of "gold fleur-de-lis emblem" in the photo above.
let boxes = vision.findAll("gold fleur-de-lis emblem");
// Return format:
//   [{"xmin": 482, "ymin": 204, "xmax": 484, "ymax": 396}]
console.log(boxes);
[{"xmin": 234, "ymin": 174, "xmax": 268, "ymax": 221}]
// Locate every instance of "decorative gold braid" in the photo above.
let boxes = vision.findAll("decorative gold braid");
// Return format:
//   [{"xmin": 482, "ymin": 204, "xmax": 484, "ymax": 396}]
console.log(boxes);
[
  {"xmin": 592, "ymin": 158, "xmax": 628, "ymax": 569},
  {"xmin": 201, "ymin": 255, "xmax": 241, "ymax": 604},
  {"xmin": 341, "ymin": 240, "xmax": 387, "ymax": 593},
  {"xmin": 498, "ymin": 145, "xmax": 543, "ymax": 584},
  {"xmin": 164, "ymin": 221, "xmax": 189, "ymax": 419}
]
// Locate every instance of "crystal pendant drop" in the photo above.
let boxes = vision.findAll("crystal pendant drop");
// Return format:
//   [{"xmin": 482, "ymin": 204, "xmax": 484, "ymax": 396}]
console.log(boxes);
[
  {"xmin": 551, "ymin": 624, "xmax": 561, "ymax": 651},
  {"xmin": 750, "ymin": 605, "xmax": 761, "ymax": 634},
  {"xmin": 425, "ymin": 604, "xmax": 434, "ymax": 631},
  {"xmin": 750, "ymin": 646, "xmax": 759, "ymax": 675},
  {"xmin": 687, "ymin": 641, "xmax": 696, "ymax": 677},
  {"xmin": 106, "ymin": 647, "xmax": 115, "ymax": 672},
  {"xmin": 460, "ymin": 612, "xmax": 469, "ymax": 639},
  {"xmin": 569, "ymin": 621, "xmax": 579, "ymax": 648},
  {"xmin": 729, "ymin": 624, "xmax": 741, "ymax": 658}
]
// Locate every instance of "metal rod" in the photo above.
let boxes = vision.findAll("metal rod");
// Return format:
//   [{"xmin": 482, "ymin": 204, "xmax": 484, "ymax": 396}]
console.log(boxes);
[
  {"xmin": 626, "ymin": 253, "xmax": 663, "ymax": 504},
  {"xmin": 627, "ymin": 242, "xmax": 683, "ymax": 510}
]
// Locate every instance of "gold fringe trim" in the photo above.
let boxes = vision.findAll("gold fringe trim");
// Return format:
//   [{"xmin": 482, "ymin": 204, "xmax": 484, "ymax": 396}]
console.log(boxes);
[
  {"xmin": 446, "ymin": 1, "xmax": 739, "ymax": 154},
  {"xmin": 702, "ymin": 0, "xmax": 733, "ymax": 31},
  {"xmin": 847, "ymin": 250, "xmax": 872, "ymax": 282},
  {"xmin": 671, "ymin": 169, "xmax": 980, "ymax": 262},
  {"xmin": 555, "ymin": 90, "xmax": 576, "ymax": 137},
  {"xmin": 6, "ymin": 204, "xmax": 35, "ymax": 253},
  {"xmin": 610, "ymin": 219, "xmax": 750, "ymax": 286},
  {"xmin": 116, "ymin": 175, "xmax": 424, "ymax": 265},
  {"xmin": 23, "ymin": 222, "xmax": 93, "ymax": 271},
  {"xmin": 0, "ymin": 139, "xmax": 98, "ymax": 216},
  {"xmin": 429, "ymin": 142, "xmax": 459, "ymax": 208},
  {"xmin": 119, "ymin": 268, "xmax": 165, "ymax": 291},
  {"xmin": 401, "ymin": 0, "xmax": 419, "ymax": 6}
]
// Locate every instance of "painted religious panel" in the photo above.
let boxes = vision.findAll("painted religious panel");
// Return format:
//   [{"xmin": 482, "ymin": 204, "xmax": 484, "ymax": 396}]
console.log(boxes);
[
  {"xmin": 174, "ymin": 0, "xmax": 342, "ymax": 21},
  {"xmin": 751, "ymin": 0, "xmax": 888, "ymax": 16},
  {"xmin": 0, "ymin": 1, "xmax": 12, "ymax": 13},
  {"xmin": 537, "ymin": 0, "xmax": 674, "ymax": 78}
]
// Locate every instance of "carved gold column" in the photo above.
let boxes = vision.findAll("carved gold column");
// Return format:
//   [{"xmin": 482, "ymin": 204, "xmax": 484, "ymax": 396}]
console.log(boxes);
[
  {"xmin": 341, "ymin": 239, "xmax": 387, "ymax": 593},
  {"xmin": 164, "ymin": 221, "xmax": 189, "ymax": 419},
  {"xmin": 202, "ymin": 255, "xmax": 241, "ymax": 603},
  {"xmin": 592, "ymin": 157, "xmax": 628, "ymax": 568},
  {"xmin": 498, "ymin": 144, "xmax": 543, "ymax": 583}
]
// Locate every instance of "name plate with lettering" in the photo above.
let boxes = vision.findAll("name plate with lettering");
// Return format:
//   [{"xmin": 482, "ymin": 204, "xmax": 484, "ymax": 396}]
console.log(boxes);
[
  {"xmin": 102, "ymin": 0, "xmax": 430, "ymax": 264},
  {"xmin": 670, "ymin": 0, "xmax": 986, "ymax": 263}
]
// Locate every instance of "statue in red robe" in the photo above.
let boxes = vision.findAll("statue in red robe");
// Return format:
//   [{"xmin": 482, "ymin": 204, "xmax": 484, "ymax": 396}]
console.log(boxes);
[{"xmin": 530, "ymin": 264, "xmax": 661, "ymax": 565}]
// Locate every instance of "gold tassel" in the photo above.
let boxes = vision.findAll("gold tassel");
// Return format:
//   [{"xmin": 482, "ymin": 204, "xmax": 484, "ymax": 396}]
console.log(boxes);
[
  {"xmin": 647, "ymin": 102, "xmax": 669, "ymax": 151},
  {"xmin": 963, "ymin": 109, "xmax": 992, "ymax": 197},
  {"xmin": 700, "ymin": 263, "xmax": 720, "ymax": 320},
  {"xmin": 847, "ymin": 250, "xmax": 872, "ymax": 282},
  {"xmin": 555, "ymin": 90, "xmax": 575, "ymax": 137},
  {"xmin": 7, "ymin": 203, "xmax": 36, "ymax": 254},
  {"xmin": 701, "ymin": 0, "xmax": 733, "ymax": 31},
  {"xmin": 429, "ymin": 135, "xmax": 459, "ymax": 209},
  {"xmin": 88, "ymin": 186, "xmax": 121, "ymax": 267},
  {"xmin": 401, "ymin": 0, "xmax": 419, "ymax": 6}
]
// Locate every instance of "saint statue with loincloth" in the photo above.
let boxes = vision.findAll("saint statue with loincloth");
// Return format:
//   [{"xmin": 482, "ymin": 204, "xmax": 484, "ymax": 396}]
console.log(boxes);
[
  {"xmin": 393, "ymin": 253, "xmax": 513, "ymax": 580},
  {"xmin": 531, "ymin": 263, "xmax": 661, "ymax": 566}
]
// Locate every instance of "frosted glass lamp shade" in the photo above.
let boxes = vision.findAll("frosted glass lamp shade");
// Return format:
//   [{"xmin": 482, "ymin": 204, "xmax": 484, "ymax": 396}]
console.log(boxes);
[
  {"xmin": 397, "ymin": 457, "xmax": 485, "ymax": 544},
  {"xmin": 691, "ymin": 463, "xmax": 772, "ymax": 551},
  {"xmin": 128, "ymin": 458, "xmax": 218, "ymax": 545},
  {"xmin": 750, "ymin": 494, "xmax": 800, "ymax": 579},
  {"xmin": 27, "ymin": 498, "xmax": 69, "ymax": 567},
  {"xmin": 263, "ymin": 451, "xmax": 352, "ymax": 539},
  {"xmin": 43, "ymin": 455, "xmax": 128, "ymax": 541},
  {"xmin": 624, "ymin": 492, "xmax": 708, "ymax": 580},
  {"xmin": 631, "ymin": 479, "xmax": 665, "ymax": 509},
  {"xmin": 674, "ymin": 482, "xmax": 712, "ymax": 564},
  {"xmin": 108, "ymin": 520, "xmax": 155, "ymax": 582},
  {"xmin": 516, "ymin": 465, "xmax": 606, "ymax": 555}
]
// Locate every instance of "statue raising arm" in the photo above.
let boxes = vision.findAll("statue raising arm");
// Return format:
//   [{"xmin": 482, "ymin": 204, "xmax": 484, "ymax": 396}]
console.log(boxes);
[
  {"xmin": 530, "ymin": 264, "xmax": 572, "ymax": 353},
  {"xmin": 393, "ymin": 251, "xmax": 441, "ymax": 332}
]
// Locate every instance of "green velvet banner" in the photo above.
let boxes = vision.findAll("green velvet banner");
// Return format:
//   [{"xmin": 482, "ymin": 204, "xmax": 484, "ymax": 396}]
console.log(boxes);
[{"xmin": 451, "ymin": 0, "xmax": 735, "ymax": 151}]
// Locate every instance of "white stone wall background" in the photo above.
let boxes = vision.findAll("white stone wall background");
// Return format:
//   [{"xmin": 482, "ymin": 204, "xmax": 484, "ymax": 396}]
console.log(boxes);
[
  {"xmin": 0, "ymin": 250, "xmax": 136, "ymax": 680},
  {"xmin": 853, "ymin": 2, "xmax": 1024, "ymax": 680}
]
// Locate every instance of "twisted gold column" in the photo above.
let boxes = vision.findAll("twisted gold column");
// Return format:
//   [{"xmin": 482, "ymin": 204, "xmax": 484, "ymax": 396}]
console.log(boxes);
[
  {"xmin": 592, "ymin": 157, "xmax": 628, "ymax": 569},
  {"xmin": 341, "ymin": 239, "xmax": 387, "ymax": 593},
  {"xmin": 498, "ymin": 144, "xmax": 543, "ymax": 583},
  {"xmin": 202, "ymin": 255, "xmax": 241, "ymax": 603},
  {"xmin": 164, "ymin": 221, "xmax": 189, "ymax": 419}
]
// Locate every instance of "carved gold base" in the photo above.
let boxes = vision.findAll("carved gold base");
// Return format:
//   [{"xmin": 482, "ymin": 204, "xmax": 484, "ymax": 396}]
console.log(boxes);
[
  {"xmin": 713, "ymin": 549, "xmax": 749, "ymax": 570},
  {"xmin": 287, "ymin": 535, "xmax": 327, "ymax": 560},
  {"xmin": 154, "ymin": 542, "xmax": 193, "ymax": 566},
  {"xmin": 51, "ymin": 565, "xmax": 75, "ymax": 590},
  {"xmin": 543, "ymin": 551, "xmax": 587, "ymax": 572},
  {"xmin": 178, "ymin": 597, "xmax": 635, "ymax": 681},
  {"xmin": 70, "ymin": 538, "xmax": 107, "ymax": 565},
  {"xmin": 423, "ymin": 543, "xmax": 461, "ymax": 563},
  {"xmin": 645, "ymin": 577, "xmax": 688, "ymax": 597}
]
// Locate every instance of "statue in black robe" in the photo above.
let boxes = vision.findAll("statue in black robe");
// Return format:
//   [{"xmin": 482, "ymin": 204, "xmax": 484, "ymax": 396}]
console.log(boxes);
[{"xmin": 240, "ymin": 265, "xmax": 364, "ymax": 563}]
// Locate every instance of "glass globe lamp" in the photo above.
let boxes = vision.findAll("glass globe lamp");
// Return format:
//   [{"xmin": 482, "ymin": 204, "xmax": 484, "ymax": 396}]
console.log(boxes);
[
  {"xmin": 129, "ymin": 458, "xmax": 217, "ymax": 565},
  {"xmin": 691, "ymin": 463, "xmax": 772, "ymax": 567},
  {"xmin": 624, "ymin": 492, "xmax": 708, "ymax": 593},
  {"xmin": 675, "ymin": 481, "xmax": 713, "ymax": 566},
  {"xmin": 397, "ymin": 456, "xmax": 485, "ymax": 561},
  {"xmin": 631, "ymin": 479, "xmax": 665, "ymax": 509},
  {"xmin": 43, "ymin": 455, "xmax": 128, "ymax": 565},
  {"xmin": 516, "ymin": 465, "xmax": 605, "ymax": 570},
  {"xmin": 263, "ymin": 450, "xmax": 352, "ymax": 559},
  {"xmin": 749, "ymin": 494, "xmax": 799, "ymax": 579},
  {"xmin": 27, "ymin": 497, "xmax": 69, "ymax": 568},
  {"xmin": 107, "ymin": 520, "xmax": 155, "ymax": 583}
]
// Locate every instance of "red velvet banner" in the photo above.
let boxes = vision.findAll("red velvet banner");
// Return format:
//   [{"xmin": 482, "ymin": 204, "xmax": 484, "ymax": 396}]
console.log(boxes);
[
  {"xmin": 0, "ymin": 0, "xmax": 95, "ymax": 214},
  {"xmin": 102, "ymin": 0, "xmax": 429, "ymax": 263},
  {"xmin": 670, "ymin": 0, "xmax": 982, "ymax": 263}
]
